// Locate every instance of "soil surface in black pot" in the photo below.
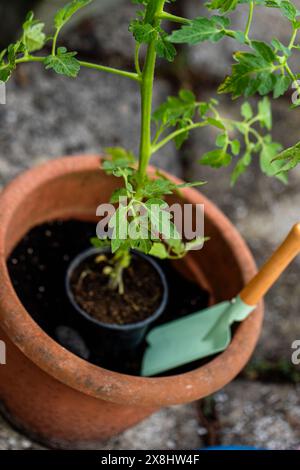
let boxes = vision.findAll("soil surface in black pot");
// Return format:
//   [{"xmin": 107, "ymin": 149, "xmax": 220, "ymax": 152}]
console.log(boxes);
[
  {"xmin": 70, "ymin": 254, "xmax": 163, "ymax": 325},
  {"xmin": 7, "ymin": 220, "xmax": 209, "ymax": 376}
]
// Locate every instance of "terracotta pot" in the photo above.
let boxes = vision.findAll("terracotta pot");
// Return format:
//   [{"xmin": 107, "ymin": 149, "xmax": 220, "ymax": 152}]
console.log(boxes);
[{"xmin": 0, "ymin": 155, "xmax": 263, "ymax": 449}]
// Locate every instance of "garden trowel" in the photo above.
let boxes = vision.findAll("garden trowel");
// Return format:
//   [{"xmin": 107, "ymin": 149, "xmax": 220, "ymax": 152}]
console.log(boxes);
[{"xmin": 141, "ymin": 223, "xmax": 300, "ymax": 376}]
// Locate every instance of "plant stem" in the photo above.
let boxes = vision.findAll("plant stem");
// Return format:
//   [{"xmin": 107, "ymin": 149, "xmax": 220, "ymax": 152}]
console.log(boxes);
[
  {"xmin": 151, "ymin": 122, "xmax": 208, "ymax": 154},
  {"xmin": 78, "ymin": 61, "xmax": 141, "ymax": 82},
  {"xmin": 288, "ymin": 27, "xmax": 298, "ymax": 49},
  {"xmin": 137, "ymin": 0, "xmax": 166, "ymax": 186},
  {"xmin": 159, "ymin": 11, "xmax": 191, "ymax": 25},
  {"xmin": 16, "ymin": 56, "xmax": 45, "ymax": 64},
  {"xmin": 52, "ymin": 29, "xmax": 60, "ymax": 56},
  {"xmin": 135, "ymin": 43, "xmax": 142, "ymax": 76},
  {"xmin": 245, "ymin": 1, "xmax": 254, "ymax": 41},
  {"xmin": 15, "ymin": 56, "xmax": 141, "ymax": 82}
]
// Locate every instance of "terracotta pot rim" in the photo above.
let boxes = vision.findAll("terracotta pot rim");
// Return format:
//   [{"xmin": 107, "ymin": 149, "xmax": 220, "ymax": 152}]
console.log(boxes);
[{"xmin": 0, "ymin": 155, "xmax": 263, "ymax": 407}]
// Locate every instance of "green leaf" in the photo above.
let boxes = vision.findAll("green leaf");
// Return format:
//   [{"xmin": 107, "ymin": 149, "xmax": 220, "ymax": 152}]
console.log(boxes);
[
  {"xmin": 105, "ymin": 147, "xmax": 136, "ymax": 163},
  {"xmin": 155, "ymin": 32, "xmax": 177, "ymax": 62},
  {"xmin": 260, "ymin": 137, "xmax": 286, "ymax": 182},
  {"xmin": 152, "ymin": 89, "xmax": 197, "ymax": 127},
  {"xmin": 251, "ymin": 40, "xmax": 276, "ymax": 62},
  {"xmin": 273, "ymin": 75, "xmax": 291, "ymax": 98},
  {"xmin": 168, "ymin": 16, "xmax": 230, "ymax": 45},
  {"xmin": 218, "ymin": 51, "xmax": 277, "ymax": 98},
  {"xmin": 241, "ymin": 101, "xmax": 253, "ymax": 120},
  {"xmin": 279, "ymin": 0, "xmax": 298, "ymax": 20},
  {"xmin": 258, "ymin": 97, "xmax": 272, "ymax": 130},
  {"xmin": 205, "ymin": 0, "xmax": 239, "ymax": 13},
  {"xmin": 109, "ymin": 204, "xmax": 129, "ymax": 253},
  {"xmin": 0, "ymin": 43, "xmax": 20, "ymax": 82},
  {"xmin": 44, "ymin": 47, "xmax": 80, "ymax": 77},
  {"xmin": 231, "ymin": 139, "xmax": 241, "ymax": 155},
  {"xmin": 90, "ymin": 237, "xmax": 111, "ymax": 248},
  {"xmin": 216, "ymin": 133, "xmax": 227, "ymax": 147},
  {"xmin": 261, "ymin": 0, "xmax": 299, "ymax": 20},
  {"xmin": 149, "ymin": 242, "xmax": 169, "ymax": 259},
  {"xmin": 199, "ymin": 149, "xmax": 232, "ymax": 168},
  {"xmin": 110, "ymin": 188, "xmax": 128, "ymax": 203},
  {"xmin": 272, "ymin": 141, "xmax": 300, "ymax": 173},
  {"xmin": 271, "ymin": 38, "xmax": 291, "ymax": 57},
  {"xmin": 231, "ymin": 152, "xmax": 252, "ymax": 185},
  {"xmin": 129, "ymin": 21, "xmax": 156, "ymax": 44},
  {"xmin": 206, "ymin": 117, "xmax": 226, "ymax": 129},
  {"xmin": 55, "ymin": 0, "xmax": 92, "ymax": 30},
  {"xmin": 141, "ymin": 179, "xmax": 176, "ymax": 198},
  {"xmin": 22, "ymin": 12, "xmax": 46, "ymax": 53}
]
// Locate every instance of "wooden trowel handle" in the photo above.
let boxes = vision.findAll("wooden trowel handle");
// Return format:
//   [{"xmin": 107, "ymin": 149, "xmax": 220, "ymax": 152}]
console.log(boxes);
[{"xmin": 240, "ymin": 223, "xmax": 300, "ymax": 306}]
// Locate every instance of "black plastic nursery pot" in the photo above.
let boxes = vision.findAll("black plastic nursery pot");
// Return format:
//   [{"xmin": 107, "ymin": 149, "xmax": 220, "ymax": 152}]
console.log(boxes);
[{"xmin": 65, "ymin": 247, "xmax": 169, "ymax": 355}]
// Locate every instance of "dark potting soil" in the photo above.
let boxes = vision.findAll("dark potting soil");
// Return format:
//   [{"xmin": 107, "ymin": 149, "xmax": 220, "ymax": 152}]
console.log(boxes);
[
  {"xmin": 7, "ymin": 220, "xmax": 210, "ymax": 376},
  {"xmin": 70, "ymin": 254, "xmax": 163, "ymax": 325}
]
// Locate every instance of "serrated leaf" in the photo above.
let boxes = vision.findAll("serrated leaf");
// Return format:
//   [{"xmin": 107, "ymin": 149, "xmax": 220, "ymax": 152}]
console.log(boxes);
[
  {"xmin": 152, "ymin": 90, "xmax": 197, "ymax": 127},
  {"xmin": 155, "ymin": 32, "xmax": 177, "ymax": 62},
  {"xmin": 251, "ymin": 40, "xmax": 276, "ymax": 62},
  {"xmin": 45, "ymin": 47, "xmax": 80, "ymax": 77},
  {"xmin": 218, "ymin": 51, "xmax": 277, "ymax": 98},
  {"xmin": 273, "ymin": 75, "xmax": 291, "ymax": 98},
  {"xmin": 24, "ymin": 23, "xmax": 46, "ymax": 52},
  {"xmin": 141, "ymin": 179, "xmax": 176, "ymax": 198},
  {"xmin": 272, "ymin": 141, "xmax": 300, "ymax": 173},
  {"xmin": 168, "ymin": 16, "xmax": 230, "ymax": 45},
  {"xmin": 0, "ymin": 43, "xmax": 20, "ymax": 82},
  {"xmin": 129, "ymin": 21, "xmax": 156, "ymax": 43},
  {"xmin": 55, "ymin": 0, "xmax": 92, "ymax": 29}
]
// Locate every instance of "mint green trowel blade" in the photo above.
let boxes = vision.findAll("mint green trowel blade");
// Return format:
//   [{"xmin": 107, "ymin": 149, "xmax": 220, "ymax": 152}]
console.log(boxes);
[{"xmin": 141, "ymin": 296, "xmax": 255, "ymax": 377}]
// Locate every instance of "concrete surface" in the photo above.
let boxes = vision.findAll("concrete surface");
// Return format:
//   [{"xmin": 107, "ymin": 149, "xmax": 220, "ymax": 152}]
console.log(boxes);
[{"xmin": 1, "ymin": 0, "xmax": 300, "ymax": 450}]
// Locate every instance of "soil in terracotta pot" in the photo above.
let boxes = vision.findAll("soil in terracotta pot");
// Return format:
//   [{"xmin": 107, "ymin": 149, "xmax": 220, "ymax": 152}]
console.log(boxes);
[
  {"xmin": 70, "ymin": 254, "xmax": 163, "ymax": 325},
  {"xmin": 7, "ymin": 220, "xmax": 209, "ymax": 375}
]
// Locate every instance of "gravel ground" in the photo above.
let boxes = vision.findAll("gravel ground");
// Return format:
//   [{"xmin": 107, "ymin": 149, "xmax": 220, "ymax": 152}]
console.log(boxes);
[{"xmin": 0, "ymin": 0, "xmax": 300, "ymax": 450}]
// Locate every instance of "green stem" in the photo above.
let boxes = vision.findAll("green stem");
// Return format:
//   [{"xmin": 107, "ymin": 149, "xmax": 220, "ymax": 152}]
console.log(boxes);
[
  {"xmin": 159, "ymin": 11, "xmax": 191, "ymax": 25},
  {"xmin": 288, "ymin": 27, "xmax": 298, "ymax": 49},
  {"xmin": 134, "ymin": 43, "xmax": 142, "ymax": 76},
  {"xmin": 16, "ymin": 56, "xmax": 140, "ymax": 82},
  {"xmin": 16, "ymin": 56, "xmax": 45, "ymax": 64},
  {"xmin": 52, "ymin": 29, "xmax": 60, "ymax": 56},
  {"xmin": 245, "ymin": 1, "xmax": 254, "ymax": 41},
  {"xmin": 152, "ymin": 122, "xmax": 208, "ymax": 154},
  {"xmin": 137, "ymin": 0, "xmax": 166, "ymax": 186},
  {"xmin": 79, "ymin": 60, "xmax": 141, "ymax": 82},
  {"xmin": 284, "ymin": 62, "xmax": 298, "ymax": 85}
]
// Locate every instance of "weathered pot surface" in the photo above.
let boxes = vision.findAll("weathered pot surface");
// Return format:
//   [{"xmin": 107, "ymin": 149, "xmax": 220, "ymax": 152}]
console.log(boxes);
[{"xmin": 0, "ymin": 155, "xmax": 263, "ymax": 449}]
